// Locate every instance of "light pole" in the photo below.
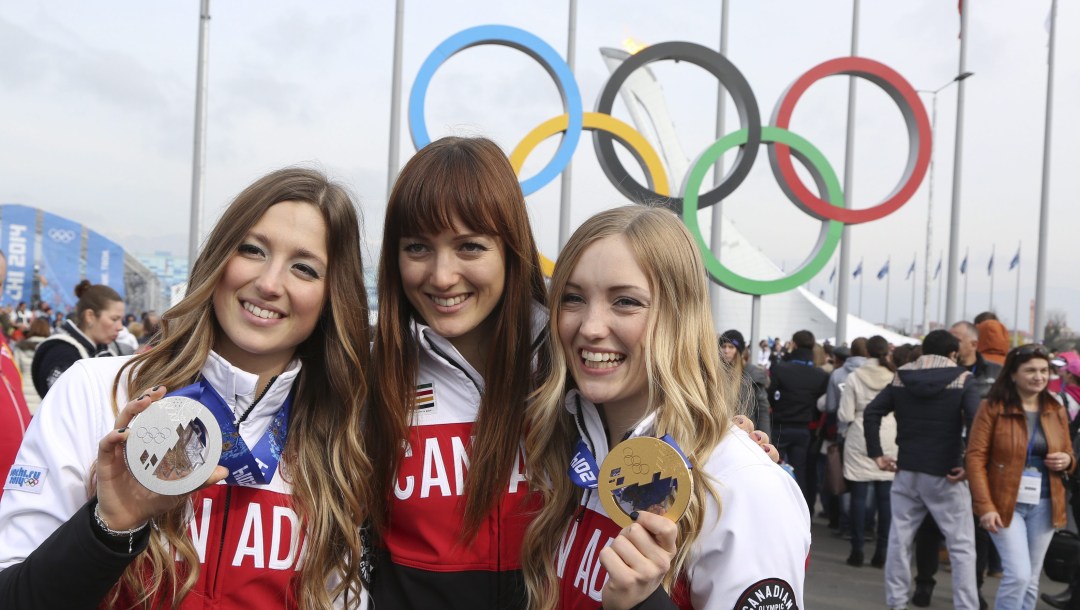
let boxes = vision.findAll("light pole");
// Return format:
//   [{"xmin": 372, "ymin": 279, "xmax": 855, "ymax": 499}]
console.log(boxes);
[{"xmin": 917, "ymin": 71, "xmax": 972, "ymax": 335}]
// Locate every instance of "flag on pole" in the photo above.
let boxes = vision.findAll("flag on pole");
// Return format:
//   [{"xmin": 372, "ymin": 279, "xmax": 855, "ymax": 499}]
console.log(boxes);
[
  {"xmin": 828, "ymin": 265, "xmax": 836, "ymax": 284},
  {"xmin": 877, "ymin": 260, "xmax": 890, "ymax": 280},
  {"xmin": 906, "ymin": 258, "xmax": 916, "ymax": 280},
  {"xmin": 934, "ymin": 256, "xmax": 942, "ymax": 280},
  {"xmin": 987, "ymin": 252, "xmax": 994, "ymax": 275},
  {"xmin": 960, "ymin": 254, "xmax": 968, "ymax": 275},
  {"xmin": 1009, "ymin": 248, "xmax": 1020, "ymax": 271},
  {"xmin": 853, "ymin": 261, "xmax": 863, "ymax": 278}
]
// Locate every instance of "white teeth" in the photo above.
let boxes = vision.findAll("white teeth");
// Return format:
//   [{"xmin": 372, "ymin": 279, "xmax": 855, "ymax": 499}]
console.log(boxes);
[
  {"xmin": 581, "ymin": 350, "xmax": 625, "ymax": 368},
  {"xmin": 244, "ymin": 302, "xmax": 282, "ymax": 320},
  {"xmin": 432, "ymin": 295, "xmax": 467, "ymax": 307}
]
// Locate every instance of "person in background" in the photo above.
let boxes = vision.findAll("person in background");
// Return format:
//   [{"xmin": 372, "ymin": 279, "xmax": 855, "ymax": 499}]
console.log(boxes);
[
  {"xmin": 720, "ymin": 329, "xmax": 771, "ymax": 438},
  {"xmin": 769, "ymin": 330, "xmax": 830, "ymax": 515},
  {"xmin": 139, "ymin": 311, "xmax": 160, "ymax": 346},
  {"xmin": 967, "ymin": 344, "xmax": 1075, "ymax": 610},
  {"xmin": 864, "ymin": 329, "xmax": 982, "ymax": 610},
  {"xmin": 30, "ymin": 280, "xmax": 124, "ymax": 398},
  {"xmin": 0, "ymin": 250, "xmax": 32, "ymax": 494},
  {"xmin": 976, "ymin": 317, "xmax": 1010, "ymax": 367},
  {"xmin": 14, "ymin": 318, "xmax": 52, "ymax": 414},
  {"xmin": 757, "ymin": 338, "xmax": 772, "ymax": 369},
  {"xmin": 838, "ymin": 336, "xmax": 896, "ymax": 569},
  {"xmin": 1042, "ymin": 352, "xmax": 1080, "ymax": 609}
]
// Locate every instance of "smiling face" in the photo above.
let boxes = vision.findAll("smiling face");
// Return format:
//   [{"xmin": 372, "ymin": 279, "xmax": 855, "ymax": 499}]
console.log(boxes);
[
  {"xmin": 211, "ymin": 201, "xmax": 329, "ymax": 377},
  {"xmin": 558, "ymin": 234, "xmax": 651, "ymax": 422},
  {"xmin": 1012, "ymin": 357, "xmax": 1050, "ymax": 399},
  {"xmin": 398, "ymin": 218, "xmax": 506, "ymax": 365}
]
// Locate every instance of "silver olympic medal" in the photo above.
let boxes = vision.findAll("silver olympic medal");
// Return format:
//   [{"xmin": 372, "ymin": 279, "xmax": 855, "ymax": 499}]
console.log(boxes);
[{"xmin": 124, "ymin": 396, "xmax": 223, "ymax": 496}]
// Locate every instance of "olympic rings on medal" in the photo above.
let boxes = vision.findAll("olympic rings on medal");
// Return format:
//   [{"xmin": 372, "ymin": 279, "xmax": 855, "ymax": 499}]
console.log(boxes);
[
  {"xmin": 594, "ymin": 41, "xmax": 760, "ymax": 212},
  {"xmin": 769, "ymin": 57, "xmax": 932, "ymax": 225},
  {"xmin": 683, "ymin": 127, "xmax": 844, "ymax": 295},
  {"xmin": 408, "ymin": 25, "xmax": 583, "ymax": 196}
]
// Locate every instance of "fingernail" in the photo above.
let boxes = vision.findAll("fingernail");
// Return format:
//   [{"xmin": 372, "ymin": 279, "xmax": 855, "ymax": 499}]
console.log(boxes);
[
  {"xmin": 152, "ymin": 385, "xmax": 162, "ymax": 391},
  {"xmin": 117, "ymin": 427, "xmax": 127, "ymax": 434},
  {"xmin": 763, "ymin": 445, "xmax": 771, "ymax": 452},
  {"xmin": 752, "ymin": 432, "xmax": 762, "ymax": 441},
  {"xmin": 137, "ymin": 394, "xmax": 148, "ymax": 401},
  {"xmin": 629, "ymin": 511, "xmax": 639, "ymax": 521}
]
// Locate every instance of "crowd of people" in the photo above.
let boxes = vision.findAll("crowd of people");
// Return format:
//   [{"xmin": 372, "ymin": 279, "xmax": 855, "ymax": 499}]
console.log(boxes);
[
  {"xmin": 0, "ymin": 135, "xmax": 1074, "ymax": 610},
  {"xmin": 742, "ymin": 313, "xmax": 1080, "ymax": 610}
]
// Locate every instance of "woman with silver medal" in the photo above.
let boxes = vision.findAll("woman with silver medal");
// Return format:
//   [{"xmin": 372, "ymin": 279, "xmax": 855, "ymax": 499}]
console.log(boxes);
[
  {"xmin": 523, "ymin": 206, "xmax": 810, "ymax": 610},
  {"xmin": 0, "ymin": 168, "xmax": 372, "ymax": 609}
]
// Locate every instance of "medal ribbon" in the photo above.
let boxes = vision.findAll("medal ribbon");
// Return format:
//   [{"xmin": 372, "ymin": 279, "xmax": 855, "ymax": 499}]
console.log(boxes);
[
  {"xmin": 167, "ymin": 379, "xmax": 293, "ymax": 486},
  {"xmin": 568, "ymin": 434, "xmax": 691, "ymax": 490}
]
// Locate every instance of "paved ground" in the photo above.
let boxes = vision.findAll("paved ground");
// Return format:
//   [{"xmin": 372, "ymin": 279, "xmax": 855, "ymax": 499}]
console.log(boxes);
[{"xmin": 805, "ymin": 512, "xmax": 1065, "ymax": 609}]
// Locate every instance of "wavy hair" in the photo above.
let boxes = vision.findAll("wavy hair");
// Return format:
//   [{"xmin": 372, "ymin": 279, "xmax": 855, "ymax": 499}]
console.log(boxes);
[
  {"xmin": 366, "ymin": 136, "xmax": 547, "ymax": 539},
  {"xmin": 104, "ymin": 167, "xmax": 371, "ymax": 609},
  {"xmin": 986, "ymin": 344, "xmax": 1055, "ymax": 411},
  {"xmin": 522, "ymin": 205, "xmax": 734, "ymax": 609}
]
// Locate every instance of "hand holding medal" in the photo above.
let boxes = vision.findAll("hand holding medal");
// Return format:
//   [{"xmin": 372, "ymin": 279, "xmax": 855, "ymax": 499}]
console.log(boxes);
[{"xmin": 97, "ymin": 386, "xmax": 228, "ymax": 533}]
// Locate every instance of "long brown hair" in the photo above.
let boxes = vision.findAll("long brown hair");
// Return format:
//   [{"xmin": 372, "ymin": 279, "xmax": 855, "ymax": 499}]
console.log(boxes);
[
  {"xmin": 523, "ymin": 206, "xmax": 733, "ymax": 609},
  {"xmin": 366, "ymin": 136, "xmax": 547, "ymax": 539},
  {"xmin": 108, "ymin": 167, "xmax": 372, "ymax": 609}
]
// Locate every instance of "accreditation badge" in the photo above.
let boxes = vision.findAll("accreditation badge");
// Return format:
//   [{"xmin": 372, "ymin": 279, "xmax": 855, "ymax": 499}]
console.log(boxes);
[
  {"xmin": 598, "ymin": 436, "xmax": 693, "ymax": 528},
  {"xmin": 124, "ymin": 396, "xmax": 223, "ymax": 496}
]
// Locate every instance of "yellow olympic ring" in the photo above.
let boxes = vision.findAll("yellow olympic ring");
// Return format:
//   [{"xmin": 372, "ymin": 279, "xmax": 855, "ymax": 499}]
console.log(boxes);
[{"xmin": 510, "ymin": 112, "xmax": 671, "ymax": 277}]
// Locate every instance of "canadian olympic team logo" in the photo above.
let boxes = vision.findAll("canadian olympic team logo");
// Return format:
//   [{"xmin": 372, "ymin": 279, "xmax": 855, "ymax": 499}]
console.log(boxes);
[
  {"xmin": 408, "ymin": 25, "xmax": 931, "ymax": 295},
  {"xmin": 47, "ymin": 228, "xmax": 77, "ymax": 244}
]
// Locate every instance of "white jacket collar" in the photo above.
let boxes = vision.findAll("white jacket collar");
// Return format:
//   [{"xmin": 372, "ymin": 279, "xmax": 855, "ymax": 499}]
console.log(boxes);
[
  {"xmin": 202, "ymin": 350, "xmax": 301, "ymax": 419},
  {"xmin": 412, "ymin": 300, "xmax": 549, "ymax": 392}
]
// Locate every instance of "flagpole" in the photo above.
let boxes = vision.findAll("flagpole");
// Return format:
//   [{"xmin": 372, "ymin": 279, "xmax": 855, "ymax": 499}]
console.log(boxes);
[
  {"xmin": 937, "ymin": 249, "xmax": 943, "ymax": 326},
  {"xmin": 944, "ymin": 1, "xmax": 971, "ymax": 325},
  {"xmin": 884, "ymin": 257, "xmax": 890, "ymax": 329},
  {"xmin": 1013, "ymin": 241, "xmax": 1022, "ymax": 345},
  {"xmin": 836, "ymin": 0, "xmax": 860, "ymax": 344},
  {"xmin": 187, "ymin": 0, "xmax": 211, "ymax": 268},
  {"xmin": 558, "ymin": 0, "xmax": 577, "ymax": 251},
  {"xmin": 988, "ymin": 244, "xmax": 995, "ymax": 311},
  {"xmin": 386, "ymin": 0, "xmax": 405, "ymax": 195},
  {"xmin": 963, "ymin": 246, "xmax": 969, "ymax": 321},
  {"xmin": 1034, "ymin": 0, "xmax": 1057, "ymax": 342},
  {"xmin": 910, "ymin": 253, "xmax": 917, "ymax": 336},
  {"xmin": 709, "ymin": 0, "xmax": 730, "ymax": 330},
  {"xmin": 859, "ymin": 258, "xmax": 864, "ymax": 319}
]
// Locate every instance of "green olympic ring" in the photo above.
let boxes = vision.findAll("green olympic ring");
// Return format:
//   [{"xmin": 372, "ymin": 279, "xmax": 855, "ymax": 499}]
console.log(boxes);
[{"xmin": 682, "ymin": 126, "xmax": 844, "ymax": 295}]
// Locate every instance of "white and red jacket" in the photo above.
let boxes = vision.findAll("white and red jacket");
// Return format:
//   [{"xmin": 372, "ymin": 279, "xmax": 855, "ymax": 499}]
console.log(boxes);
[
  {"xmin": 0, "ymin": 351, "xmax": 351, "ymax": 609},
  {"xmin": 556, "ymin": 391, "xmax": 811, "ymax": 610},
  {"xmin": 370, "ymin": 307, "xmax": 546, "ymax": 609}
]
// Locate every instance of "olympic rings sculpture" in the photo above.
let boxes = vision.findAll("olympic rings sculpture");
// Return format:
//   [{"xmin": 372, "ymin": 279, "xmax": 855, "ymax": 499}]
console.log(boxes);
[{"xmin": 409, "ymin": 24, "xmax": 931, "ymax": 295}]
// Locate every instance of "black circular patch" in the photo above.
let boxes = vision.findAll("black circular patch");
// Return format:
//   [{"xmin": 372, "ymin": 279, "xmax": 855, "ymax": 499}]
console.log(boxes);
[{"xmin": 734, "ymin": 578, "xmax": 798, "ymax": 610}]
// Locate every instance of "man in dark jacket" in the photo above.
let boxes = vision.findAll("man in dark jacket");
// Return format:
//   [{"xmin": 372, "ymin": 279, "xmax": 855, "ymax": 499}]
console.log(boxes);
[
  {"xmin": 768, "ymin": 329, "xmax": 829, "ymax": 514},
  {"xmin": 864, "ymin": 329, "xmax": 982, "ymax": 610}
]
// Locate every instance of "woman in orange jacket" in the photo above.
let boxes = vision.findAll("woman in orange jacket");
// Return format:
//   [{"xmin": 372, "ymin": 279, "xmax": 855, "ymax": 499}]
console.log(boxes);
[{"xmin": 966, "ymin": 344, "xmax": 1077, "ymax": 610}]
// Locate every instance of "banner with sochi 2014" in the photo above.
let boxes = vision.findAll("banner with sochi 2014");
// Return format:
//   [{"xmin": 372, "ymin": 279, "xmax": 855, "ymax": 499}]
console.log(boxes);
[
  {"xmin": 40, "ymin": 211, "xmax": 83, "ymax": 312},
  {"xmin": 0, "ymin": 205, "xmax": 40, "ymax": 308}
]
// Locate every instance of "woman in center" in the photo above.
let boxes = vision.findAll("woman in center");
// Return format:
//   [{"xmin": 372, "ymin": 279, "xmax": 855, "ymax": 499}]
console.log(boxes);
[{"xmin": 523, "ymin": 205, "xmax": 810, "ymax": 609}]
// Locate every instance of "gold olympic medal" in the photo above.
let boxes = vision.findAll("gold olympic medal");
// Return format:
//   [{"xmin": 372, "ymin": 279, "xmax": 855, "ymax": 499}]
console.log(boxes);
[
  {"xmin": 598, "ymin": 436, "xmax": 693, "ymax": 528},
  {"xmin": 124, "ymin": 396, "xmax": 223, "ymax": 496}
]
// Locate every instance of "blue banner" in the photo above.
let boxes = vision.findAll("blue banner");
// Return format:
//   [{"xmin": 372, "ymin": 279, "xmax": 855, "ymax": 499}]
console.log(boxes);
[
  {"xmin": 0, "ymin": 205, "xmax": 39, "ymax": 308},
  {"xmin": 85, "ymin": 230, "xmax": 125, "ymax": 298},
  {"xmin": 39, "ymin": 212, "xmax": 82, "ymax": 312}
]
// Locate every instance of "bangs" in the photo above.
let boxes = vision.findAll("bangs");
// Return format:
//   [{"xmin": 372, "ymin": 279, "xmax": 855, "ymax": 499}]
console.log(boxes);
[{"xmin": 390, "ymin": 147, "xmax": 513, "ymax": 239}]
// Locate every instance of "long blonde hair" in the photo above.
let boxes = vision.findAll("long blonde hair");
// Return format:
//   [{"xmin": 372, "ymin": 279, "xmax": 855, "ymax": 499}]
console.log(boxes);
[
  {"xmin": 106, "ymin": 168, "xmax": 372, "ymax": 609},
  {"xmin": 523, "ymin": 206, "xmax": 735, "ymax": 609}
]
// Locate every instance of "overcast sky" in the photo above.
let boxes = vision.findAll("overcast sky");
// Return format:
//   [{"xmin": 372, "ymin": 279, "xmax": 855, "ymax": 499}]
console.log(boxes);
[{"xmin": 1, "ymin": 1, "xmax": 1076, "ymax": 335}]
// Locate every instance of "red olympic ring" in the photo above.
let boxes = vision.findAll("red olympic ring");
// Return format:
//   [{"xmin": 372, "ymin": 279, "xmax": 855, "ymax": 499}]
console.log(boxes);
[{"xmin": 769, "ymin": 57, "xmax": 932, "ymax": 225}]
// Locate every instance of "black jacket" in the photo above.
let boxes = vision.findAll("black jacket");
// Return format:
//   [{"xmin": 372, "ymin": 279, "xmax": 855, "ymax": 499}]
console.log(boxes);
[
  {"xmin": 863, "ymin": 355, "xmax": 982, "ymax": 476},
  {"xmin": 767, "ymin": 348, "xmax": 829, "ymax": 426}
]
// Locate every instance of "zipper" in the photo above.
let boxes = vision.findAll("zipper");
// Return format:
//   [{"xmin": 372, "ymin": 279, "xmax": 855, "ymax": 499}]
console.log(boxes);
[
  {"xmin": 237, "ymin": 375, "xmax": 278, "ymax": 424},
  {"xmin": 213, "ymin": 485, "xmax": 233, "ymax": 597},
  {"xmin": 427, "ymin": 340, "xmax": 481, "ymax": 394}
]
